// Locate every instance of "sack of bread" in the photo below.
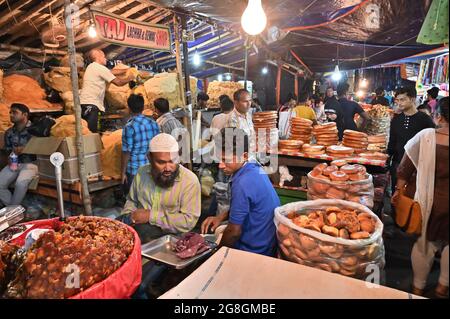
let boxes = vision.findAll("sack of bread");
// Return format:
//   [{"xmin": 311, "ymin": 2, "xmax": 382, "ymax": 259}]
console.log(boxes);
[
  {"xmin": 206, "ymin": 81, "xmax": 243, "ymax": 108},
  {"xmin": 60, "ymin": 53, "xmax": 84, "ymax": 69},
  {"xmin": 2, "ymin": 74, "xmax": 59, "ymax": 110},
  {"xmin": 307, "ymin": 161, "xmax": 374, "ymax": 208},
  {"xmin": 101, "ymin": 129, "xmax": 123, "ymax": 179},
  {"xmin": 275, "ymin": 199, "xmax": 385, "ymax": 279},
  {"xmin": 50, "ymin": 115, "xmax": 91, "ymax": 137},
  {"xmin": 0, "ymin": 102, "xmax": 12, "ymax": 131}
]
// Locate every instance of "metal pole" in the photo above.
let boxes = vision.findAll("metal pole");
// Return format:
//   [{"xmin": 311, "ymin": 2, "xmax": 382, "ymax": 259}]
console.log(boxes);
[
  {"xmin": 244, "ymin": 37, "xmax": 249, "ymax": 90},
  {"xmin": 64, "ymin": 0, "xmax": 92, "ymax": 215}
]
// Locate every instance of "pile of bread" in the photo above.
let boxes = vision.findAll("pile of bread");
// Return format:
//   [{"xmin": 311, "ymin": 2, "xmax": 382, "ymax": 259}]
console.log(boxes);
[
  {"xmin": 367, "ymin": 134, "xmax": 387, "ymax": 152},
  {"xmin": 342, "ymin": 130, "xmax": 368, "ymax": 153},
  {"xmin": 206, "ymin": 81, "xmax": 243, "ymax": 108},
  {"xmin": 307, "ymin": 161, "xmax": 374, "ymax": 208},
  {"xmin": 313, "ymin": 122, "xmax": 338, "ymax": 146},
  {"xmin": 276, "ymin": 203, "xmax": 384, "ymax": 278},
  {"xmin": 289, "ymin": 118, "xmax": 313, "ymax": 143},
  {"xmin": 278, "ymin": 139, "xmax": 303, "ymax": 152},
  {"xmin": 253, "ymin": 111, "xmax": 278, "ymax": 150}
]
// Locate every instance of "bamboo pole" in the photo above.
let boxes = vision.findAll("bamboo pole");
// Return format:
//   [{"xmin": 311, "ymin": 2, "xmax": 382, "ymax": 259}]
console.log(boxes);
[
  {"xmin": 64, "ymin": 0, "xmax": 92, "ymax": 216},
  {"xmin": 174, "ymin": 14, "xmax": 193, "ymax": 169},
  {"xmin": 295, "ymin": 75, "xmax": 299, "ymax": 101},
  {"xmin": 276, "ymin": 65, "xmax": 282, "ymax": 106}
]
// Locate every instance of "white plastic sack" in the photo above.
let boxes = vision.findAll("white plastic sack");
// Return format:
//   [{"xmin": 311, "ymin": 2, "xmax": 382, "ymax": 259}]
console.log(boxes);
[{"xmin": 274, "ymin": 199, "xmax": 385, "ymax": 279}]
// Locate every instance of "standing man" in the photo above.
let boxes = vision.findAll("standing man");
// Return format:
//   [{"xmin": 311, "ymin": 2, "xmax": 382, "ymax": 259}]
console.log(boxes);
[
  {"xmin": 201, "ymin": 128, "xmax": 280, "ymax": 257},
  {"xmin": 324, "ymin": 87, "xmax": 345, "ymax": 140},
  {"xmin": 210, "ymin": 96, "xmax": 234, "ymax": 137},
  {"xmin": 121, "ymin": 94, "xmax": 160, "ymax": 193},
  {"xmin": 426, "ymin": 87, "xmax": 440, "ymax": 116},
  {"xmin": 225, "ymin": 89, "xmax": 254, "ymax": 136},
  {"xmin": 371, "ymin": 87, "xmax": 390, "ymax": 106},
  {"xmin": 196, "ymin": 92, "xmax": 209, "ymax": 109},
  {"xmin": 80, "ymin": 49, "xmax": 134, "ymax": 132},
  {"xmin": 388, "ymin": 86, "xmax": 435, "ymax": 190},
  {"xmin": 0, "ymin": 103, "xmax": 37, "ymax": 206},
  {"xmin": 153, "ymin": 98, "xmax": 185, "ymax": 135},
  {"xmin": 337, "ymin": 82, "xmax": 370, "ymax": 132}
]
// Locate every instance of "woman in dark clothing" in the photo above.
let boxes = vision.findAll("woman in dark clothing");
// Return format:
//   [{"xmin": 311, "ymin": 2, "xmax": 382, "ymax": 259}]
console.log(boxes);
[{"xmin": 393, "ymin": 97, "xmax": 449, "ymax": 298}]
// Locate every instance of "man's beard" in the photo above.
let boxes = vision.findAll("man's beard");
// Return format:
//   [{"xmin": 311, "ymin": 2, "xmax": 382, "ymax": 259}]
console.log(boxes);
[{"xmin": 151, "ymin": 165, "xmax": 180, "ymax": 188}]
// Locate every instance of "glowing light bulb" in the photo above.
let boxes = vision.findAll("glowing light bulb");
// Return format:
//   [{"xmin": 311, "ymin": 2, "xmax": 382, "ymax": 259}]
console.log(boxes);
[
  {"xmin": 356, "ymin": 90, "xmax": 365, "ymax": 98},
  {"xmin": 360, "ymin": 78, "xmax": 368, "ymax": 88},
  {"xmin": 241, "ymin": 0, "xmax": 267, "ymax": 36},
  {"xmin": 331, "ymin": 65, "xmax": 341, "ymax": 81},
  {"xmin": 218, "ymin": 74, "xmax": 223, "ymax": 81},
  {"xmin": 225, "ymin": 73, "xmax": 232, "ymax": 81},
  {"xmin": 262, "ymin": 67, "xmax": 268, "ymax": 75},
  {"xmin": 193, "ymin": 51, "xmax": 201, "ymax": 66},
  {"xmin": 88, "ymin": 25, "xmax": 97, "ymax": 38}
]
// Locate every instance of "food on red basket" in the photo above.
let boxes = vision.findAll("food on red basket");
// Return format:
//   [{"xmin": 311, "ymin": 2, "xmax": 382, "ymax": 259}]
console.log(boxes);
[
  {"xmin": 3, "ymin": 216, "xmax": 134, "ymax": 299},
  {"xmin": 172, "ymin": 232, "xmax": 210, "ymax": 259},
  {"xmin": 330, "ymin": 171, "xmax": 349, "ymax": 181}
]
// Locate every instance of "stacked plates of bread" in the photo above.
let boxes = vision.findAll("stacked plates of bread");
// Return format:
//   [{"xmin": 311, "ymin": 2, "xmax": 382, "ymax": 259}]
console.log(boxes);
[
  {"xmin": 313, "ymin": 122, "xmax": 339, "ymax": 146},
  {"xmin": 289, "ymin": 118, "xmax": 313, "ymax": 143},
  {"xmin": 302, "ymin": 144, "xmax": 325, "ymax": 156},
  {"xmin": 252, "ymin": 111, "xmax": 277, "ymax": 132},
  {"xmin": 367, "ymin": 134, "xmax": 387, "ymax": 152},
  {"xmin": 253, "ymin": 111, "xmax": 278, "ymax": 149},
  {"xmin": 357, "ymin": 152, "xmax": 389, "ymax": 161},
  {"xmin": 342, "ymin": 130, "xmax": 368, "ymax": 154},
  {"xmin": 278, "ymin": 139, "xmax": 304, "ymax": 152},
  {"xmin": 326, "ymin": 145, "xmax": 354, "ymax": 158}
]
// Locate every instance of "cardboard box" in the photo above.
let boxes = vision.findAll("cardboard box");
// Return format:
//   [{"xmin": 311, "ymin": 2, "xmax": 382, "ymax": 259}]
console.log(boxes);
[
  {"xmin": 159, "ymin": 247, "xmax": 423, "ymax": 299},
  {"xmin": 23, "ymin": 134, "xmax": 103, "ymax": 183}
]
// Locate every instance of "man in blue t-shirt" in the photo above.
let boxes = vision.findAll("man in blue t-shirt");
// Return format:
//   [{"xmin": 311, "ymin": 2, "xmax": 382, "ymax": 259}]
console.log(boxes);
[{"xmin": 201, "ymin": 128, "xmax": 280, "ymax": 257}]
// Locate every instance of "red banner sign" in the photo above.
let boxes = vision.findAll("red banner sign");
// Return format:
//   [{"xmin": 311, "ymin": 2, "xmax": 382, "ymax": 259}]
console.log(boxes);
[{"xmin": 90, "ymin": 8, "xmax": 171, "ymax": 51}]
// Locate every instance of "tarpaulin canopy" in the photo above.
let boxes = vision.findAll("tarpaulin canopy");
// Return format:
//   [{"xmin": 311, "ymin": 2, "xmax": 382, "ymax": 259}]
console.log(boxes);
[{"xmin": 150, "ymin": 0, "xmax": 440, "ymax": 73}]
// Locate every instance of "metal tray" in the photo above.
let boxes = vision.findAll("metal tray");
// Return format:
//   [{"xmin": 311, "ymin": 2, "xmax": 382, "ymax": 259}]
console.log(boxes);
[{"xmin": 141, "ymin": 234, "xmax": 216, "ymax": 269}]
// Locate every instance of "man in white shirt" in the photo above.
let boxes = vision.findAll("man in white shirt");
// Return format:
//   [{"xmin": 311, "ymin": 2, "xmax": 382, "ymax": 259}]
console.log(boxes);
[
  {"xmin": 80, "ymin": 49, "xmax": 134, "ymax": 132},
  {"xmin": 225, "ymin": 89, "xmax": 254, "ymax": 136},
  {"xmin": 210, "ymin": 96, "xmax": 234, "ymax": 137}
]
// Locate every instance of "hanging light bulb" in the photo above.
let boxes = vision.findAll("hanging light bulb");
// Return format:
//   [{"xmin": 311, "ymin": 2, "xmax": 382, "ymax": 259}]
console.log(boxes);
[
  {"xmin": 88, "ymin": 24, "xmax": 97, "ymax": 38},
  {"xmin": 262, "ymin": 66, "xmax": 268, "ymax": 75},
  {"xmin": 193, "ymin": 50, "xmax": 201, "ymax": 66},
  {"xmin": 241, "ymin": 0, "xmax": 267, "ymax": 36},
  {"xmin": 225, "ymin": 73, "xmax": 232, "ymax": 81},
  {"xmin": 360, "ymin": 78, "xmax": 368, "ymax": 88},
  {"xmin": 331, "ymin": 65, "xmax": 342, "ymax": 82},
  {"xmin": 218, "ymin": 74, "xmax": 223, "ymax": 81}
]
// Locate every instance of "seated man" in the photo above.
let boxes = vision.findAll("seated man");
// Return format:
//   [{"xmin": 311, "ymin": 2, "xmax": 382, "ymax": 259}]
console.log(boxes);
[
  {"xmin": 0, "ymin": 103, "xmax": 37, "ymax": 206},
  {"xmin": 120, "ymin": 133, "xmax": 201, "ymax": 244},
  {"xmin": 201, "ymin": 128, "xmax": 280, "ymax": 257}
]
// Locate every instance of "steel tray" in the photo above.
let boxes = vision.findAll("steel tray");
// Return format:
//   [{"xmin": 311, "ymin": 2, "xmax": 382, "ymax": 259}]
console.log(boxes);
[{"xmin": 141, "ymin": 234, "xmax": 216, "ymax": 269}]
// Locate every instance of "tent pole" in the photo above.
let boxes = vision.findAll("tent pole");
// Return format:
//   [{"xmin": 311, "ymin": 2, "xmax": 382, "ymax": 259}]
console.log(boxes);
[
  {"xmin": 295, "ymin": 74, "xmax": 299, "ymax": 102},
  {"xmin": 64, "ymin": 0, "xmax": 92, "ymax": 215},
  {"xmin": 180, "ymin": 14, "xmax": 193, "ymax": 169},
  {"xmin": 244, "ymin": 36, "xmax": 249, "ymax": 90},
  {"xmin": 276, "ymin": 64, "xmax": 282, "ymax": 106}
]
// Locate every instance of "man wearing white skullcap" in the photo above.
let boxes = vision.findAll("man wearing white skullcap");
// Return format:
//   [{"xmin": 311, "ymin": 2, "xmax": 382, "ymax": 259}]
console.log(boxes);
[{"xmin": 120, "ymin": 133, "xmax": 201, "ymax": 243}]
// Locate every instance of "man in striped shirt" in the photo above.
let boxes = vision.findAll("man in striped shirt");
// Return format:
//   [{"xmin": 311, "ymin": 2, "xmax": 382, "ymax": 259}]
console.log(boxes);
[
  {"xmin": 154, "ymin": 98, "xmax": 185, "ymax": 135},
  {"xmin": 121, "ymin": 94, "xmax": 160, "ymax": 193},
  {"xmin": 120, "ymin": 133, "xmax": 201, "ymax": 243}
]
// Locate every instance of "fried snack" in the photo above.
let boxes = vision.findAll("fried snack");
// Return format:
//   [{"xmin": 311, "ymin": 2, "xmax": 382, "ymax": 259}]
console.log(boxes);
[{"xmin": 4, "ymin": 216, "xmax": 134, "ymax": 299}]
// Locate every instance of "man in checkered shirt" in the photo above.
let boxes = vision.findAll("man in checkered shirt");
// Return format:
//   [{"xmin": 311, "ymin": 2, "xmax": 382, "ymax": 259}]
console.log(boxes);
[{"xmin": 122, "ymin": 94, "xmax": 160, "ymax": 193}]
